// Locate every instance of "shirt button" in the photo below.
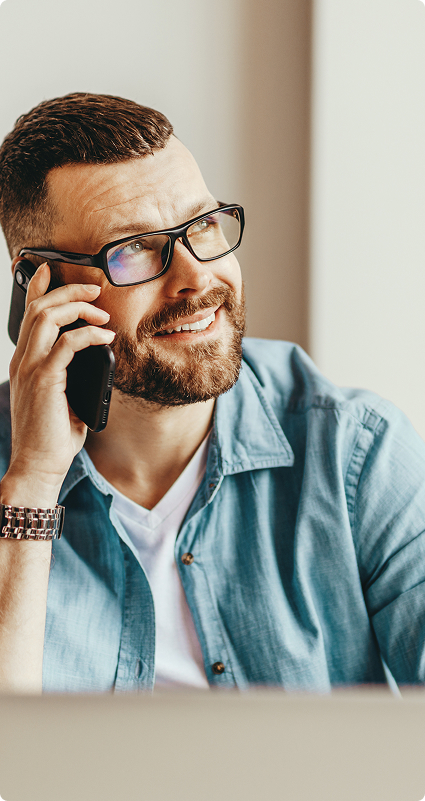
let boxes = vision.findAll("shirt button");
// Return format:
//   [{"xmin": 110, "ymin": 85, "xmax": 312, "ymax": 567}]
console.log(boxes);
[
  {"xmin": 212, "ymin": 661, "xmax": 225, "ymax": 675},
  {"xmin": 181, "ymin": 553, "xmax": 194, "ymax": 565}
]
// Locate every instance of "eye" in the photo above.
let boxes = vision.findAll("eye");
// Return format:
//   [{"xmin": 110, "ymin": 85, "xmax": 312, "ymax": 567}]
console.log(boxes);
[
  {"xmin": 108, "ymin": 239, "xmax": 153, "ymax": 264},
  {"xmin": 120, "ymin": 240, "xmax": 148, "ymax": 255},
  {"xmin": 189, "ymin": 217, "xmax": 217, "ymax": 234}
]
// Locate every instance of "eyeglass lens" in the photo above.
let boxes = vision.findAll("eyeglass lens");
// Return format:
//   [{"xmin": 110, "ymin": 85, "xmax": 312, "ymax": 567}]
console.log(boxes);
[{"xmin": 106, "ymin": 208, "xmax": 241, "ymax": 285}]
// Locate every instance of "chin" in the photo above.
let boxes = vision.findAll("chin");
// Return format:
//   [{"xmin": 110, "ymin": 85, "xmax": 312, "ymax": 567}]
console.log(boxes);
[
  {"xmin": 112, "ymin": 323, "xmax": 244, "ymax": 407},
  {"xmin": 111, "ymin": 282, "xmax": 246, "ymax": 406}
]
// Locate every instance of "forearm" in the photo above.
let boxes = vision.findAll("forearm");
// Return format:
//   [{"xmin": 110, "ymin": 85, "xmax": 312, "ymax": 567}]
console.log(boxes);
[
  {"xmin": 0, "ymin": 475, "xmax": 53, "ymax": 694},
  {"xmin": 0, "ymin": 269, "xmax": 113, "ymax": 693}
]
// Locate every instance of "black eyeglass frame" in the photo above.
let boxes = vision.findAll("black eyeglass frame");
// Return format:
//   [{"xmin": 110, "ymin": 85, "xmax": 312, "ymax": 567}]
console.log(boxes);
[{"xmin": 19, "ymin": 203, "xmax": 245, "ymax": 288}]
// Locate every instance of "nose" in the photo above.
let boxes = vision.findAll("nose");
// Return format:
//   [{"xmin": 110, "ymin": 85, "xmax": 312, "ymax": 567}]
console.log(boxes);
[{"xmin": 162, "ymin": 238, "xmax": 214, "ymax": 297}]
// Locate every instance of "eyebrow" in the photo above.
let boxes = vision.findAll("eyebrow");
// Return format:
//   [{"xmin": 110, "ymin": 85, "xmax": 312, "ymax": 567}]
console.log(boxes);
[{"xmin": 99, "ymin": 196, "xmax": 219, "ymax": 243}]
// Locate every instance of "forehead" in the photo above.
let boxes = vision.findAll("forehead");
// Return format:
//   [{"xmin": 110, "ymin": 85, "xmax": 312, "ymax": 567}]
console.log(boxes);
[{"xmin": 46, "ymin": 136, "xmax": 213, "ymax": 252}]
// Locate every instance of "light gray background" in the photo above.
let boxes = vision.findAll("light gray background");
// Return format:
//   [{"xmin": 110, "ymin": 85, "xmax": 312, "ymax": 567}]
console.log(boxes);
[
  {"xmin": 311, "ymin": 0, "xmax": 425, "ymax": 439},
  {"xmin": 0, "ymin": 0, "xmax": 311, "ymax": 371},
  {"xmin": 1, "ymin": 0, "xmax": 425, "ymax": 437},
  {"xmin": 0, "ymin": 0, "xmax": 244, "ymax": 372}
]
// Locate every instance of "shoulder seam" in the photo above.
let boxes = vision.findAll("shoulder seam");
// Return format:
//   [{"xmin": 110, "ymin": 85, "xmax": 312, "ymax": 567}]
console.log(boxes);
[
  {"xmin": 345, "ymin": 414, "xmax": 387, "ymax": 532},
  {"xmin": 288, "ymin": 400, "xmax": 386, "ymax": 432}
]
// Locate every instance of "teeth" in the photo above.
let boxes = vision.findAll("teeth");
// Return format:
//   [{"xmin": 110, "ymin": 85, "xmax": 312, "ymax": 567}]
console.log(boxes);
[
  {"xmin": 160, "ymin": 311, "xmax": 216, "ymax": 335},
  {"xmin": 197, "ymin": 312, "xmax": 215, "ymax": 331}
]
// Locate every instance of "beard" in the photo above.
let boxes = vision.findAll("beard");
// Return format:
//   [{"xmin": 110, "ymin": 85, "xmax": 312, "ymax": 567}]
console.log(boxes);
[{"xmin": 111, "ymin": 284, "xmax": 246, "ymax": 407}]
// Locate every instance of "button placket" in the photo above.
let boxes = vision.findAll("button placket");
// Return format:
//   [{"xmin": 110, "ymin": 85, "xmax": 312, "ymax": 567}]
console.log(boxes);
[{"xmin": 176, "ymin": 504, "xmax": 236, "ymax": 688}]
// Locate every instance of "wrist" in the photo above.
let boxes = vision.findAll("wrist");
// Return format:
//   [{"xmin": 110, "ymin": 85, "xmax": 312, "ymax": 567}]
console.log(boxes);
[{"xmin": 0, "ymin": 470, "xmax": 63, "ymax": 509}]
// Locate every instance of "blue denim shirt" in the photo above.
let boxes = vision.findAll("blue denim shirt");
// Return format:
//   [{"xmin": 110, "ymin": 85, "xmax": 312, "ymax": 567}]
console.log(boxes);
[{"xmin": 1, "ymin": 339, "xmax": 425, "ymax": 692}]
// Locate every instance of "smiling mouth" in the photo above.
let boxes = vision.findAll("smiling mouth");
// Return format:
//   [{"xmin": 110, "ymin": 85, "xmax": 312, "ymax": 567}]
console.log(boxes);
[{"xmin": 154, "ymin": 310, "xmax": 216, "ymax": 336}]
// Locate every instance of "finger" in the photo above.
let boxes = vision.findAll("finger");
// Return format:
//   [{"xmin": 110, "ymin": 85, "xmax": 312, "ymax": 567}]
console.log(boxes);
[
  {"xmin": 25, "ymin": 262, "xmax": 52, "ymax": 307},
  {"xmin": 27, "ymin": 278, "xmax": 102, "ymax": 313},
  {"xmin": 41, "ymin": 326, "xmax": 116, "ymax": 380},
  {"xmin": 18, "ymin": 327, "xmax": 116, "ymax": 398},
  {"xmin": 19, "ymin": 302, "xmax": 111, "ymax": 371},
  {"xmin": 17, "ymin": 282, "xmax": 104, "ymax": 358}
]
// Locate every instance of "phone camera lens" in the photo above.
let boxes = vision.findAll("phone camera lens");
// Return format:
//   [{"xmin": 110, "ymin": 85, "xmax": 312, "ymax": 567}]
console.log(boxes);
[{"xmin": 15, "ymin": 270, "xmax": 25, "ymax": 285}]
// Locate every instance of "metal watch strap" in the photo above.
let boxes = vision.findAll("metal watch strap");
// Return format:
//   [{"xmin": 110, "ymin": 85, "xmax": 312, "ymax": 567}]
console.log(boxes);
[{"xmin": 0, "ymin": 504, "xmax": 65, "ymax": 540}]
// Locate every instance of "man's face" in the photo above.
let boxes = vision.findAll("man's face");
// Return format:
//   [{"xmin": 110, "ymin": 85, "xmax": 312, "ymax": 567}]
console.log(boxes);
[{"xmin": 45, "ymin": 136, "xmax": 245, "ymax": 406}]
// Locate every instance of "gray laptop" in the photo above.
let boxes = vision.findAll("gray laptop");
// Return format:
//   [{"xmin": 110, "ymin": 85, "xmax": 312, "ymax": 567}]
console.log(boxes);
[{"xmin": 0, "ymin": 689, "xmax": 424, "ymax": 801}]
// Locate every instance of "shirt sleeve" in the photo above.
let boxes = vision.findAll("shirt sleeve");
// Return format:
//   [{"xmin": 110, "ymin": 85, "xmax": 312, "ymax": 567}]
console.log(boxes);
[{"xmin": 351, "ymin": 402, "xmax": 425, "ymax": 684}]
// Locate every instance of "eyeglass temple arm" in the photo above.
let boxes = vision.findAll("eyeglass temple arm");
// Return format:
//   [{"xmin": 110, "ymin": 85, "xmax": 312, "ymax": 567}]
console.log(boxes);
[{"xmin": 19, "ymin": 248, "xmax": 94, "ymax": 267}]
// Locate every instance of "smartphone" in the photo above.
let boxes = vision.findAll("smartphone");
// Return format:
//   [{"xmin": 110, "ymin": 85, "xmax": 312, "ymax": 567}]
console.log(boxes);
[{"xmin": 8, "ymin": 260, "xmax": 115, "ymax": 432}]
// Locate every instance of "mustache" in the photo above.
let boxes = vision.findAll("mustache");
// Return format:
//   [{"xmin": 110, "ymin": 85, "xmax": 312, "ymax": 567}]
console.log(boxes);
[{"xmin": 135, "ymin": 285, "xmax": 239, "ymax": 339}]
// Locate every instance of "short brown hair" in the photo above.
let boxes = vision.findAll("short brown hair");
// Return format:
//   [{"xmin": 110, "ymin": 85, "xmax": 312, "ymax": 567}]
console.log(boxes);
[{"xmin": 0, "ymin": 92, "xmax": 174, "ymax": 257}]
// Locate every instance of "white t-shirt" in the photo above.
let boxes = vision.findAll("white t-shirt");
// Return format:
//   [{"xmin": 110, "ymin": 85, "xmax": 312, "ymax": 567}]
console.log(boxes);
[{"xmin": 101, "ymin": 436, "xmax": 210, "ymax": 689}]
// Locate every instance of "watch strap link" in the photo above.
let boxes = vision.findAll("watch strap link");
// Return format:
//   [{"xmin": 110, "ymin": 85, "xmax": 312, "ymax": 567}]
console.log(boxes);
[{"xmin": 0, "ymin": 504, "xmax": 65, "ymax": 540}]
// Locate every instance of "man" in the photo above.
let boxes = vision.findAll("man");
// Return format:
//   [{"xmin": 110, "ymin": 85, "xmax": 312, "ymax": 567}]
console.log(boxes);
[{"xmin": 0, "ymin": 93, "xmax": 424, "ymax": 694}]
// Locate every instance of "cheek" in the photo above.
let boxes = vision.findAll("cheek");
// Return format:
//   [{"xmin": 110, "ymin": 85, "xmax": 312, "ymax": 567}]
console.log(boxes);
[
  {"xmin": 222, "ymin": 254, "xmax": 242, "ymax": 295},
  {"xmin": 96, "ymin": 283, "xmax": 160, "ymax": 330}
]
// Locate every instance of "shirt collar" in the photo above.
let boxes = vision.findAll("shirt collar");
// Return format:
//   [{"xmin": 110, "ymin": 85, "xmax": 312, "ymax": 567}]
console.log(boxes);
[
  {"xmin": 212, "ymin": 355, "xmax": 294, "ymax": 476},
  {"xmin": 59, "ymin": 353, "xmax": 294, "ymax": 503},
  {"xmin": 59, "ymin": 448, "xmax": 100, "ymax": 504}
]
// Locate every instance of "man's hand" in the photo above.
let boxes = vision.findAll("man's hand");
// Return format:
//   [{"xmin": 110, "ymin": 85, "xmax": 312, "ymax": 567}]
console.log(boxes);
[{"xmin": 2, "ymin": 262, "xmax": 115, "ymax": 508}]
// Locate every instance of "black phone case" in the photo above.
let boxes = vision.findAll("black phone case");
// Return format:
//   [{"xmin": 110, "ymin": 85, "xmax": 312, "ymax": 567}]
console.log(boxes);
[{"xmin": 8, "ymin": 261, "xmax": 115, "ymax": 432}]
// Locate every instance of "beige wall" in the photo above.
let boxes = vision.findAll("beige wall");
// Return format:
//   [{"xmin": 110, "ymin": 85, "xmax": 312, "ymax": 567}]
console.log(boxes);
[
  {"xmin": 5, "ymin": 0, "xmax": 422, "ymax": 442},
  {"xmin": 310, "ymin": 0, "xmax": 425, "ymax": 438},
  {"xmin": 0, "ymin": 0, "xmax": 312, "ymax": 382},
  {"xmin": 239, "ymin": 0, "xmax": 312, "ymax": 349}
]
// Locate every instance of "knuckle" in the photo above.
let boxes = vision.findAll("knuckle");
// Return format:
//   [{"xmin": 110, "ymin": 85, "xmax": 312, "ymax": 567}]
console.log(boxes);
[
  {"xmin": 33, "ymin": 366, "xmax": 51, "ymax": 389},
  {"xmin": 16, "ymin": 358, "xmax": 32, "ymax": 381},
  {"xmin": 25, "ymin": 297, "xmax": 40, "ymax": 317},
  {"xmin": 12, "ymin": 362, "xmax": 28, "ymax": 387},
  {"xmin": 21, "ymin": 370, "xmax": 50, "ymax": 398},
  {"xmin": 27, "ymin": 367, "xmax": 43, "ymax": 391},
  {"xmin": 59, "ymin": 330, "xmax": 75, "ymax": 348},
  {"xmin": 86, "ymin": 327, "xmax": 104, "ymax": 342},
  {"xmin": 9, "ymin": 354, "xmax": 19, "ymax": 378},
  {"xmin": 37, "ymin": 308, "xmax": 52, "ymax": 326}
]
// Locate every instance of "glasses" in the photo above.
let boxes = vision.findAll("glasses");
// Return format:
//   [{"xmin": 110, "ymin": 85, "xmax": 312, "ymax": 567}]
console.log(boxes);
[{"xmin": 19, "ymin": 203, "xmax": 245, "ymax": 288}]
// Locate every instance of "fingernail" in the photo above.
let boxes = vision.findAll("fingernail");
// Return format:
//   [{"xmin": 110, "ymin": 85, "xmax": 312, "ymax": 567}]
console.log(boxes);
[{"xmin": 85, "ymin": 284, "xmax": 101, "ymax": 292}]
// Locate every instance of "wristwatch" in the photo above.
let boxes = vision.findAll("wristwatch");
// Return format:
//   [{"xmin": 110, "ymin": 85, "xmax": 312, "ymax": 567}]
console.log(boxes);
[{"xmin": 0, "ymin": 503, "xmax": 65, "ymax": 540}]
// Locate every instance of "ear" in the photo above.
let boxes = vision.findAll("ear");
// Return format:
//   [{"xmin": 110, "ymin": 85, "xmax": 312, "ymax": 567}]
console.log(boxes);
[
  {"xmin": 11, "ymin": 254, "xmax": 25, "ymax": 274},
  {"xmin": 10, "ymin": 254, "xmax": 43, "ymax": 276}
]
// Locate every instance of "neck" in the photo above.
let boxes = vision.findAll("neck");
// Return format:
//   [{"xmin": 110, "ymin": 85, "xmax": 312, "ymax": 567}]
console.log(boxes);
[{"xmin": 85, "ymin": 390, "xmax": 215, "ymax": 509}]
